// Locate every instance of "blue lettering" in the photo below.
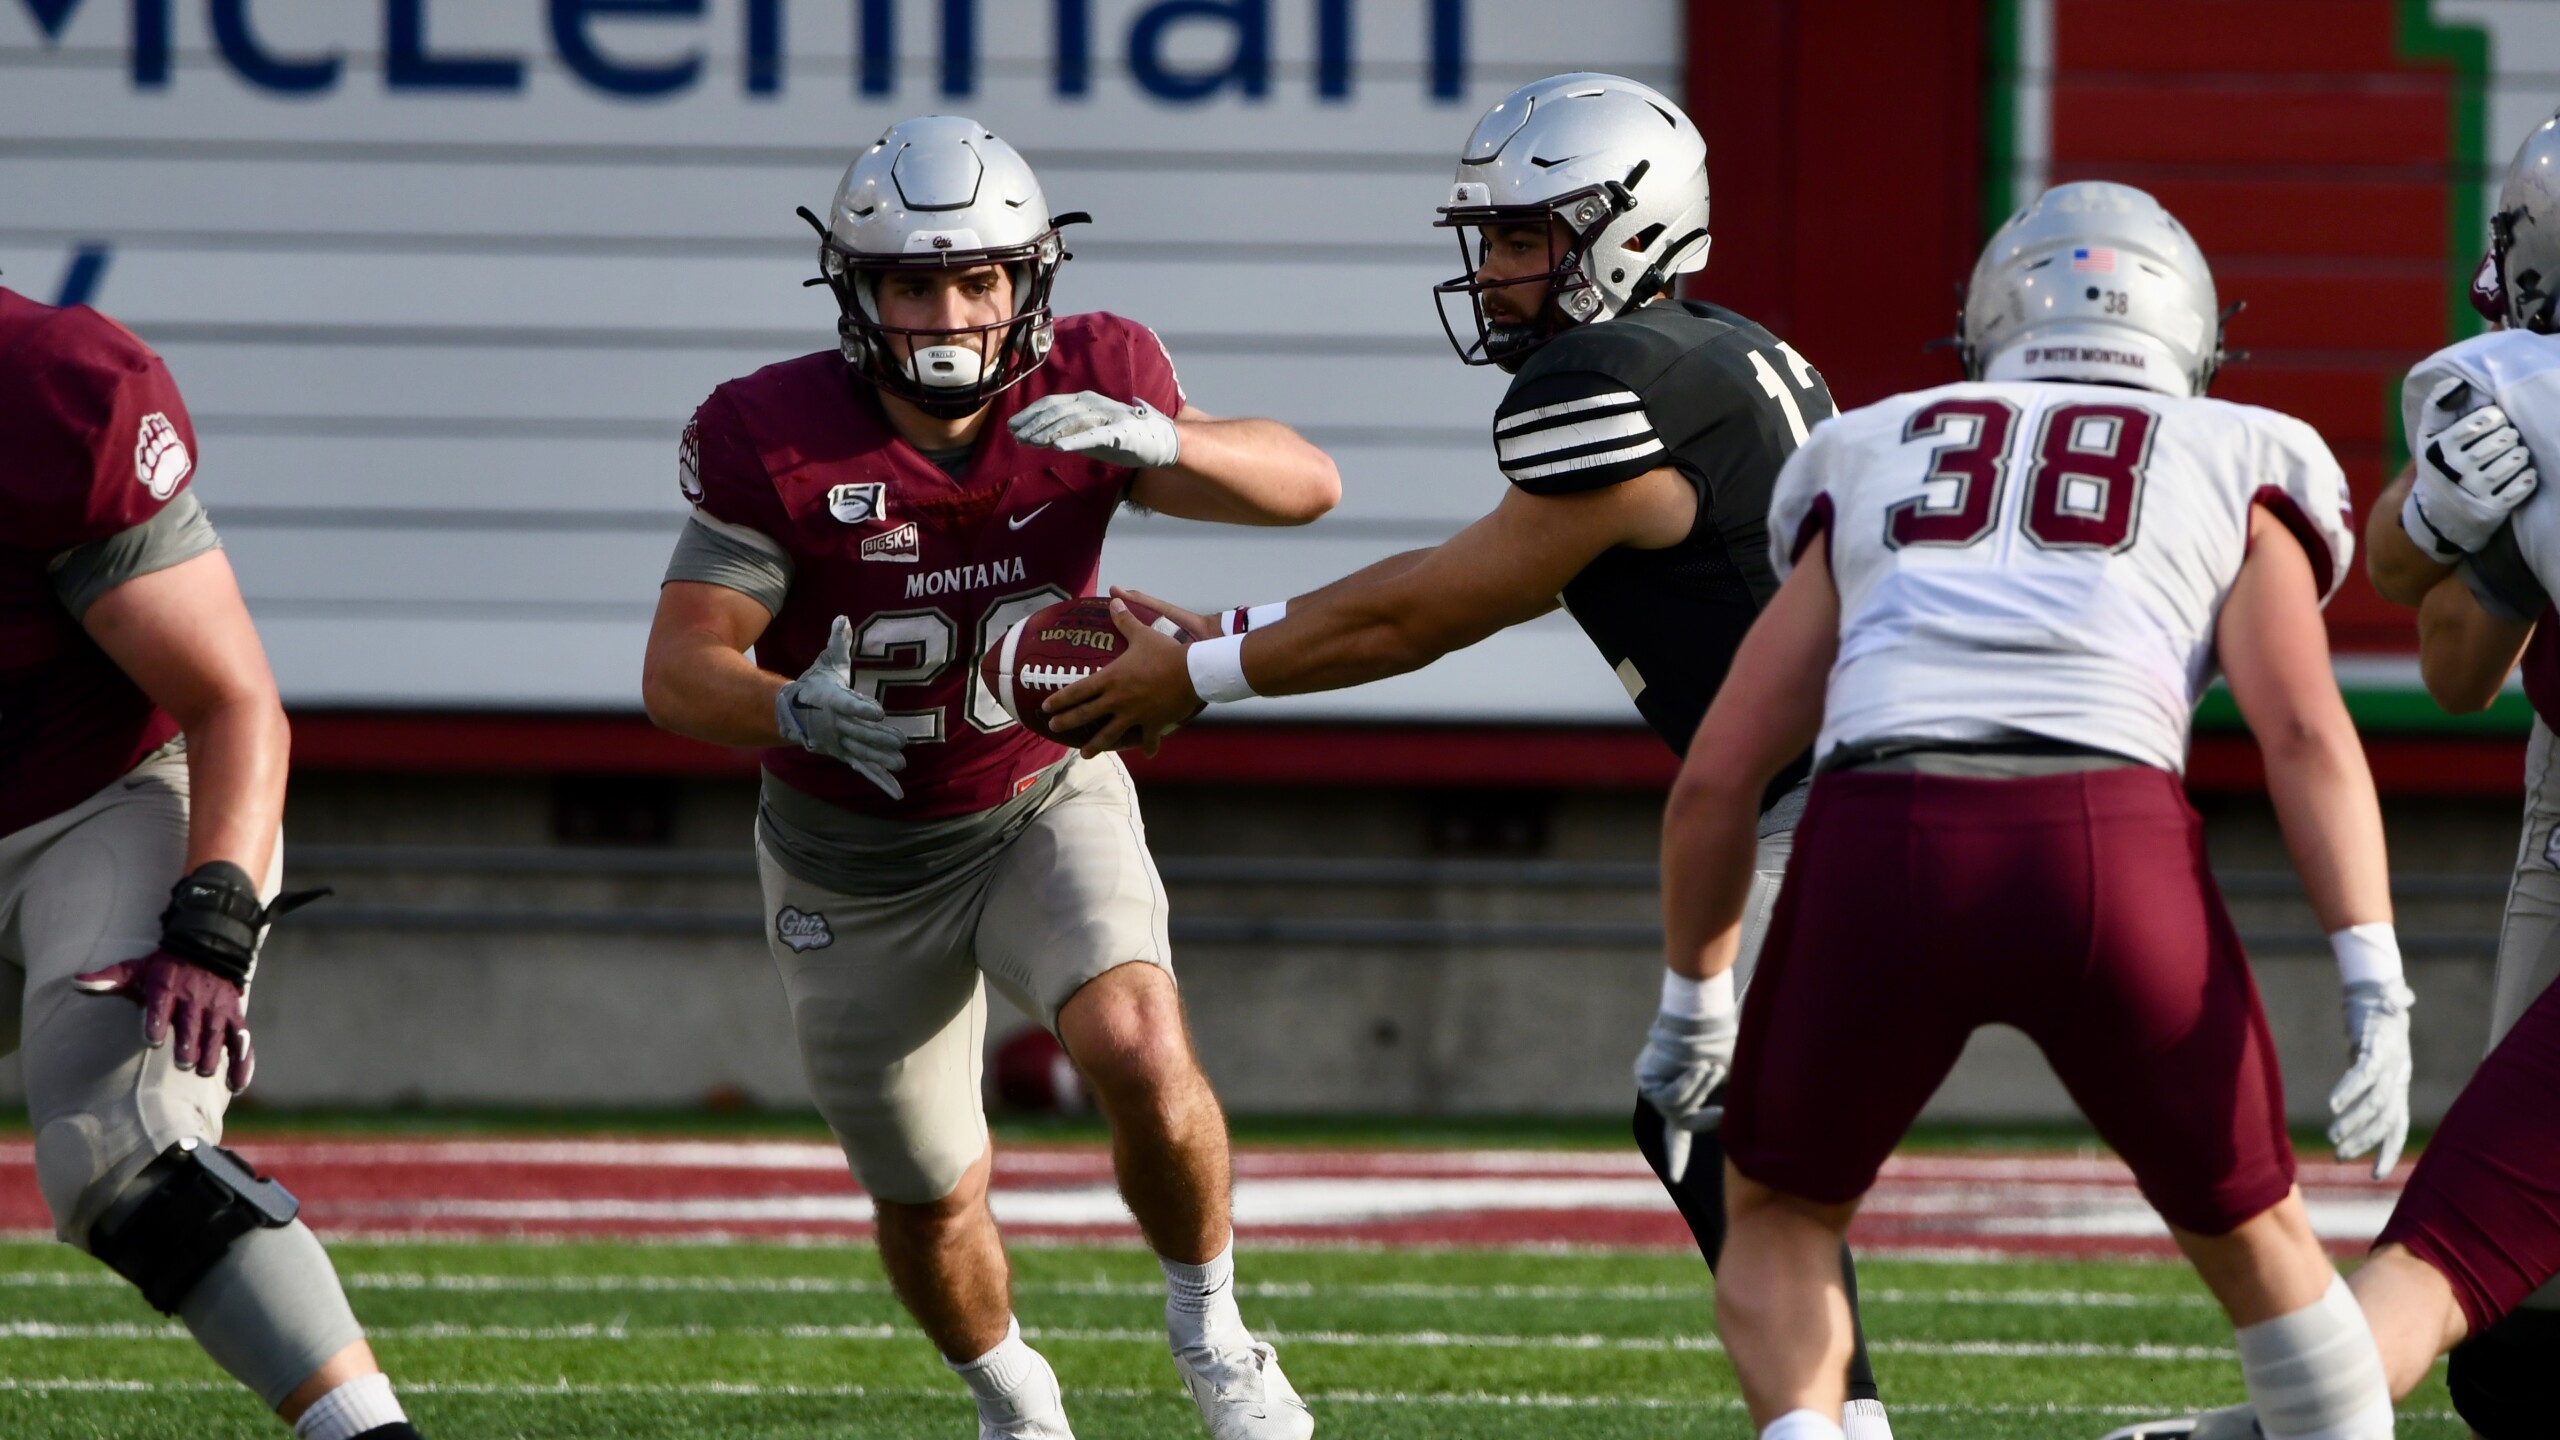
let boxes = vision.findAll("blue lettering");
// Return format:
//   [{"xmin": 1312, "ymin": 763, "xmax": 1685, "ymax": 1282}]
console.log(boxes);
[
  {"xmin": 857, "ymin": 0, "xmax": 892, "ymax": 97},
  {"xmin": 1054, "ymin": 0, "xmax": 1089, "ymax": 97},
  {"xmin": 18, "ymin": 0, "xmax": 80, "ymax": 41},
  {"xmin": 1315, "ymin": 0, "xmax": 1349, "ymax": 100},
  {"xmin": 1429, "ymin": 0, "xmax": 1463, "ymax": 101},
  {"xmin": 387, "ymin": 0, "xmax": 524, "ymax": 91},
  {"xmin": 1127, "ymin": 0, "xmax": 1266, "ymax": 104},
  {"xmin": 211, "ymin": 0, "xmax": 339, "ymax": 94},
  {"xmin": 95, "ymin": 0, "xmax": 1465, "ymax": 105},
  {"xmin": 939, "ymin": 0, "xmax": 971, "ymax": 97},
  {"xmin": 133, "ymin": 0, "xmax": 169, "ymax": 87},
  {"xmin": 744, "ymin": 0, "xmax": 781, "ymax": 95},
  {"xmin": 53, "ymin": 243, "xmax": 110, "ymax": 309},
  {"xmin": 551, "ymin": 0, "xmax": 701, "ymax": 98}
]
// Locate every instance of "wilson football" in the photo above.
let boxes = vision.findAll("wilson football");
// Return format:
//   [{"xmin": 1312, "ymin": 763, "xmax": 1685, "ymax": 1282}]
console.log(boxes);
[{"xmin": 982, "ymin": 595, "xmax": 1200, "ymax": 748}]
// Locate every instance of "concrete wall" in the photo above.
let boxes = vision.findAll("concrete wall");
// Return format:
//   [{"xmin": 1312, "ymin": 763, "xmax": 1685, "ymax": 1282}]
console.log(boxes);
[{"xmin": 0, "ymin": 772, "xmax": 2523, "ymax": 1125}]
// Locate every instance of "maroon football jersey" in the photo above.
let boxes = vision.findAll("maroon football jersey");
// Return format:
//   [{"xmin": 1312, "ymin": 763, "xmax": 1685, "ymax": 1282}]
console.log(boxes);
[
  {"xmin": 2526, "ymin": 608, "xmax": 2560, "ymax": 733},
  {"xmin": 690, "ymin": 312, "xmax": 1184, "ymax": 819},
  {"xmin": 0, "ymin": 289, "xmax": 192, "ymax": 839}
]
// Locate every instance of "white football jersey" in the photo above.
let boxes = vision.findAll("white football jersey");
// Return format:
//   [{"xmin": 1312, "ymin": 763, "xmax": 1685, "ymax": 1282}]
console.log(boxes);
[
  {"xmin": 2406, "ymin": 328, "xmax": 2560, "ymax": 619},
  {"xmin": 1767, "ymin": 380, "xmax": 2354, "ymax": 773}
]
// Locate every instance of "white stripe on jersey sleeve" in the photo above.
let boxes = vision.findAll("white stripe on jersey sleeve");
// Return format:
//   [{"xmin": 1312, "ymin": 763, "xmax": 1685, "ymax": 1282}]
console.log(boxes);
[
  {"xmin": 1502, "ymin": 436, "xmax": 1668, "ymax": 482},
  {"xmin": 1494, "ymin": 409, "xmax": 1658, "ymax": 465},
  {"xmin": 1493, "ymin": 388, "xmax": 1647, "ymax": 434},
  {"xmin": 690, "ymin": 504, "xmax": 788, "ymax": 559}
]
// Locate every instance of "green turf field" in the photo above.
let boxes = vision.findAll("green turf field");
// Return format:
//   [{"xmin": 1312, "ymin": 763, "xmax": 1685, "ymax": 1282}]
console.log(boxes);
[{"xmin": 0, "ymin": 1239, "xmax": 2465, "ymax": 1439}]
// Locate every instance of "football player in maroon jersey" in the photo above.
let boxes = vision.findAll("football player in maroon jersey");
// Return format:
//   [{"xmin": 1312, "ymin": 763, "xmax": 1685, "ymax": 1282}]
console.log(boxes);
[
  {"xmin": 0, "ymin": 288, "xmax": 423, "ymax": 1437},
  {"xmin": 641, "ymin": 117, "xmax": 1338, "ymax": 1440}
]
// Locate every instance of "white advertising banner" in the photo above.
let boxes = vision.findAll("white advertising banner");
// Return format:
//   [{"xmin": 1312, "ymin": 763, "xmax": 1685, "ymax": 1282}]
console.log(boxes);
[{"xmin": 1, "ymin": 0, "xmax": 1681, "ymax": 720}]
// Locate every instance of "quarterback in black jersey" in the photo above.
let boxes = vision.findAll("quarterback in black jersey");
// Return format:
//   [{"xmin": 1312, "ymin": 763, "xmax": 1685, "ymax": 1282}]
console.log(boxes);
[{"xmin": 1048, "ymin": 74, "xmax": 1892, "ymax": 1440}]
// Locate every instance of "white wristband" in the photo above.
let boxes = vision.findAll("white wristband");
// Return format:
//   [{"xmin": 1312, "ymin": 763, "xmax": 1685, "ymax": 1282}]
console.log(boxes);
[
  {"xmin": 2330, "ymin": 922, "xmax": 2405, "ymax": 988},
  {"xmin": 1223, "ymin": 600, "xmax": 1289, "ymax": 635},
  {"xmin": 1660, "ymin": 968, "xmax": 1736, "ymax": 1021},
  {"xmin": 1185, "ymin": 633, "xmax": 1257, "ymax": 704}
]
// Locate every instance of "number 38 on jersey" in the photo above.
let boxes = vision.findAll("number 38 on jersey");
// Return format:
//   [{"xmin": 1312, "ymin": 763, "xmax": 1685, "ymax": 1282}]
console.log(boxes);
[
  {"xmin": 1886, "ymin": 398, "xmax": 2157, "ymax": 554},
  {"xmin": 1767, "ymin": 379, "xmax": 2354, "ymax": 776}
]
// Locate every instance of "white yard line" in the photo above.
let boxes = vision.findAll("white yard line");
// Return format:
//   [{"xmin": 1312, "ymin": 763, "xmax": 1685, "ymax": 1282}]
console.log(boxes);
[
  {"xmin": 0, "ymin": 1375, "xmax": 2462, "ymax": 1423},
  {"xmin": 0, "ymin": 1318, "xmax": 2240, "ymax": 1361},
  {"xmin": 0, "ymin": 1268, "xmax": 2219, "ymax": 1307}
]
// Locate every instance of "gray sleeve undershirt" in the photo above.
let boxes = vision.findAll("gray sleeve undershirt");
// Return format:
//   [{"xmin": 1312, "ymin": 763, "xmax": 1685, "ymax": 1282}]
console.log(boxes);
[
  {"xmin": 663, "ymin": 510, "xmax": 793, "ymax": 616},
  {"xmin": 48, "ymin": 490, "xmax": 224, "ymax": 621}
]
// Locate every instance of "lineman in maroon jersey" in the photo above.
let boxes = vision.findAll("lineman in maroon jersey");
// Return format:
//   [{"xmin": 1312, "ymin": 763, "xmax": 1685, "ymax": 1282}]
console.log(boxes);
[
  {"xmin": 642, "ymin": 117, "xmax": 1338, "ymax": 1440},
  {"xmin": 0, "ymin": 288, "xmax": 424, "ymax": 1437},
  {"xmin": 2169, "ymin": 121, "xmax": 2560, "ymax": 1440}
]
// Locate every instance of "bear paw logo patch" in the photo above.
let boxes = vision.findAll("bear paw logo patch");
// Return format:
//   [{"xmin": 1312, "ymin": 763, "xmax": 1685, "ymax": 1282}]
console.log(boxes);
[
  {"xmin": 133, "ymin": 413, "xmax": 190, "ymax": 500},
  {"xmin": 775, "ymin": 906, "xmax": 834, "ymax": 952},
  {"xmin": 678, "ymin": 419, "xmax": 703, "ymax": 503}
]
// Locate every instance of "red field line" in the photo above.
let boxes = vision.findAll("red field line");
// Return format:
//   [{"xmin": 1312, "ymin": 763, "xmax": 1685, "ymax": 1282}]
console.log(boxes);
[{"xmin": 0, "ymin": 1141, "xmax": 2408, "ymax": 1258}]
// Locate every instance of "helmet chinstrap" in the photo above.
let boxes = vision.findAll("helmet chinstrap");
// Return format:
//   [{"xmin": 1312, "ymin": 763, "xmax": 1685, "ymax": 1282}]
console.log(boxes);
[{"xmin": 798, "ymin": 203, "xmax": 1089, "ymax": 416}]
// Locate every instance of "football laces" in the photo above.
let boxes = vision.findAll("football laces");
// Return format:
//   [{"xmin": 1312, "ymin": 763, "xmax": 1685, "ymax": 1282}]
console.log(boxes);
[{"xmin": 1017, "ymin": 663, "xmax": 1097, "ymax": 690}]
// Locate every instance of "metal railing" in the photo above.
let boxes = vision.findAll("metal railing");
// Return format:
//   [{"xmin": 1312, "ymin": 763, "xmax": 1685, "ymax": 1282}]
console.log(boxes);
[{"xmin": 272, "ymin": 845, "xmax": 2510, "ymax": 956}]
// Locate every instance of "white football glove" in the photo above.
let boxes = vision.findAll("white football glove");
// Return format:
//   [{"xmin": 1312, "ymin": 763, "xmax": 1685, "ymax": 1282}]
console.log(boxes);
[
  {"xmin": 774, "ymin": 615, "xmax": 907, "ymax": 800},
  {"xmin": 1634, "ymin": 1001, "xmax": 1738, "ymax": 1186},
  {"xmin": 1009, "ymin": 391, "xmax": 1182, "ymax": 470},
  {"xmin": 2402, "ymin": 377, "xmax": 2538, "ymax": 560},
  {"xmin": 2328, "ymin": 978, "xmax": 2415, "ymax": 1179}
]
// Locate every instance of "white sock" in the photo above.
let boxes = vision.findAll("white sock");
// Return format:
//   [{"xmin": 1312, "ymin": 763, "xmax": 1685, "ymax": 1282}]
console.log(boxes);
[
  {"xmin": 946, "ymin": 1317, "xmax": 1066, "ymax": 1427},
  {"xmin": 2234, "ymin": 1275, "xmax": 2394, "ymax": 1440},
  {"xmin": 1161, "ymin": 1239, "xmax": 1246, "ymax": 1350},
  {"xmin": 292, "ymin": 1373, "xmax": 405, "ymax": 1440},
  {"xmin": 1843, "ymin": 1396, "xmax": 1895, "ymax": 1440},
  {"xmin": 1760, "ymin": 1409, "xmax": 1847, "ymax": 1440}
]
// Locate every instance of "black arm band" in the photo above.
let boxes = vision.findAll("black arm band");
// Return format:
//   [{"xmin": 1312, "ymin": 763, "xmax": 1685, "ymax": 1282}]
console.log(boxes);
[{"xmin": 157, "ymin": 862, "xmax": 330, "ymax": 986}]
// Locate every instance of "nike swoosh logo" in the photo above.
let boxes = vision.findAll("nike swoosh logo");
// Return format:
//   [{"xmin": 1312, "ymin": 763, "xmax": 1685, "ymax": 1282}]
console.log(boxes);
[{"xmin": 1007, "ymin": 503, "xmax": 1053, "ymax": 531}]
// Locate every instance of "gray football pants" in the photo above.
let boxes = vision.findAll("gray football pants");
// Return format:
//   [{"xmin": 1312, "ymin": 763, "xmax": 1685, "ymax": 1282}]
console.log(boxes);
[
  {"xmin": 0, "ymin": 746, "xmax": 364, "ymax": 1408},
  {"xmin": 2487, "ymin": 719, "xmax": 2560, "ymax": 1311}
]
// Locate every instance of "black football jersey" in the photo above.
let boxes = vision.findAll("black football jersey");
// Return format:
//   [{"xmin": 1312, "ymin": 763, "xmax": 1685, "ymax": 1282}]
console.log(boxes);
[{"xmin": 1493, "ymin": 300, "xmax": 1836, "ymax": 794}]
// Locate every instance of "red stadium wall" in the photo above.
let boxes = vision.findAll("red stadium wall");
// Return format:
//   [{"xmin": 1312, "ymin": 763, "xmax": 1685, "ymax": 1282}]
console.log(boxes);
[
  {"xmin": 1686, "ymin": 0, "xmax": 1985, "ymax": 411},
  {"xmin": 2037, "ymin": 0, "xmax": 2479, "ymax": 654}
]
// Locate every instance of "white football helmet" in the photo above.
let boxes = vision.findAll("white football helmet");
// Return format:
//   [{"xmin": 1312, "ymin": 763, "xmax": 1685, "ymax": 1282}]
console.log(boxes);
[
  {"xmin": 801, "ymin": 115, "xmax": 1089, "ymax": 416},
  {"xmin": 2488, "ymin": 109, "xmax": 2560, "ymax": 333},
  {"xmin": 1433, "ymin": 73, "xmax": 1712, "ymax": 370},
  {"xmin": 1962, "ymin": 181, "xmax": 2224, "ymax": 398}
]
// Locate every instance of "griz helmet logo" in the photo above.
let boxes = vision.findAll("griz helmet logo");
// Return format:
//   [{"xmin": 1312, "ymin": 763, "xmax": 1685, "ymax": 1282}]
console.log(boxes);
[{"xmin": 775, "ymin": 906, "xmax": 834, "ymax": 952}]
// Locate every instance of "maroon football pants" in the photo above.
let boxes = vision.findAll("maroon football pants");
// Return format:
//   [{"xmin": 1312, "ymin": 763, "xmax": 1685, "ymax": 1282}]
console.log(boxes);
[
  {"xmin": 2376, "ymin": 971, "xmax": 2560, "ymax": 1333},
  {"xmin": 1722, "ymin": 765, "xmax": 2297, "ymax": 1236}
]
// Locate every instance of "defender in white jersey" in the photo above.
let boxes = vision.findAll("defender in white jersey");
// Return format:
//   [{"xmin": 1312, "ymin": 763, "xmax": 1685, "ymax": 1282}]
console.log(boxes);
[{"xmin": 1660, "ymin": 183, "xmax": 2408, "ymax": 1440}]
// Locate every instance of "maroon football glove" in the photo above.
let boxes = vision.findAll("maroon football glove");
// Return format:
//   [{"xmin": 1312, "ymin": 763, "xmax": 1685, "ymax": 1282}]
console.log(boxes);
[
  {"xmin": 71, "ymin": 860, "xmax": 327, "ymax": 1095},
  {"xmin": 71, "ymin": 952, "xmax": 254, "ymax": 1092}
]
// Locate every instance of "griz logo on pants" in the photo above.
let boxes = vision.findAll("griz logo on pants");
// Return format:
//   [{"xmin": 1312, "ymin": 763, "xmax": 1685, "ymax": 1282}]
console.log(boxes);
[{"xmin": 775, "ymin": 906, "xmax": 834, "ymax": 952}]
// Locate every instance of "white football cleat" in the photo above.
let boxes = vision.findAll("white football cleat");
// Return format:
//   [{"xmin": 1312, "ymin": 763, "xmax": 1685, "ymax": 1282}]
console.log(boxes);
[{"xmin": 1172, "ymin": 1338, "xmax": 1313, "ymax": 1440}]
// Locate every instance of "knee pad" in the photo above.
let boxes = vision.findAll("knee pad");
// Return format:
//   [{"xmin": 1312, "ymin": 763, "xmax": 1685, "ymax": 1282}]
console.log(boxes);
[
  {"xmin": 2449, "ymin": 1307, "xmax": 2560, "ymax": 1439},
  {"xmin": 86, "ymin": 1139, "xmax": 298, "ymax": 1313}
]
